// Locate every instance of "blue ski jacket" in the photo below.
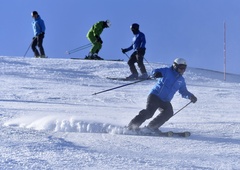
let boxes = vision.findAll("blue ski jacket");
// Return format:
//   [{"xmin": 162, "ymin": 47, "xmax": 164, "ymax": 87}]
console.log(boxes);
[
  {"xmin": 32, "ymin": 15, "xmax": 45, "ymax": 36},
  {"xmin": 125, "ymin": 31, "xmax": 146, "ymax": 52},
  {"xmin": 150, "ymin": 66, "xmax": 193, "ymax": 102}
]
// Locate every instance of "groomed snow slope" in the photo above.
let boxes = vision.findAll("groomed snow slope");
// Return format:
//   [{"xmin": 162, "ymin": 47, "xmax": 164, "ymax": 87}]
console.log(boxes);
[{"xmin": 0, "ymin": 56, "xmax": 239, "ymax": 170}]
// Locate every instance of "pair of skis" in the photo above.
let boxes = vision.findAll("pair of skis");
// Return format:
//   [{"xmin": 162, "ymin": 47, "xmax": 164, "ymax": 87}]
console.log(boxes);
[
  {"xmin": 70, "ymin": 58, "xmax": 124, "ymax": 62},
  {"xmin": 106, "ymin": 77, "xmax": 154, "ymax": 81},
  {"xmin": 134, "ymin": 130, "xmax": 191, "ymax": 137},
  {"xmin": 125, "ymin": 127, "xmax": 191, "ymax": 138}
]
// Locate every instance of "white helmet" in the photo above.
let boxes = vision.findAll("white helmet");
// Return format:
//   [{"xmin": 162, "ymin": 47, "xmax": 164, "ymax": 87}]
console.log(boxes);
[
  {"xmin": 173, "ymin": 58, "xmax": 187, "ymax": 65},
  {"xmin": 173, "ymin": 58, "xmax": 187, "ymax": 74},
  {"xmin": 106, "ymin": 20, "xmax": 111, "ymax": 27}
]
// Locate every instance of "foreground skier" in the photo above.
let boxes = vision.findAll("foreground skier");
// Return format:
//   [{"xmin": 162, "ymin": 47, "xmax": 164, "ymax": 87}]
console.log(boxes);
[{"xmin": 128, "ymin": 58, "xmax": 197, "ymax": 130}]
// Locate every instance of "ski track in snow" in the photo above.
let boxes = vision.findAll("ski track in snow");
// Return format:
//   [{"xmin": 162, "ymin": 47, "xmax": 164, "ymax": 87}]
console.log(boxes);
[{"xmin": 0, "ymin": 56, "xmax": 240, "ymax": 170}]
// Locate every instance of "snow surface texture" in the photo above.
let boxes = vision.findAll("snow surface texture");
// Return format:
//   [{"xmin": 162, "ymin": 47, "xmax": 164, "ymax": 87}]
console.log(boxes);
[{"xmin": 0, "ymin": 56, "xmax": 239, "ymax": 170}]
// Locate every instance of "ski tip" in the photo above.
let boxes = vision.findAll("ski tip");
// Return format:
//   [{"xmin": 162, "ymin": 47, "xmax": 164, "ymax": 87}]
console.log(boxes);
[
  {"xmin": 167, "ymin": 131, "xmax": 174, "ymax": 137},
  {"xmin": 184, "ymin": 132, "xmax": 191, "ymax": 137}
]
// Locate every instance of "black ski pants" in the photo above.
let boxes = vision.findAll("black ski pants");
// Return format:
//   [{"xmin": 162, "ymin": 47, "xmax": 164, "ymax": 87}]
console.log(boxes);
[
  {"xmin": 31, "ymin": 34, "xmax": 45, "ymax": 57},
  {"xmin": 128, "ymin": 48, "xmax": 147, "ymax": 75},
  {"xmin": 129, "ymin": 93, "xmax": 173, "ymax": 129}
]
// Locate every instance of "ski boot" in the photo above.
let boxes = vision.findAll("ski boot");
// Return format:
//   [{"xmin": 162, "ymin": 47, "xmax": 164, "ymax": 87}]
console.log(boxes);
[{"xmin": 126, "ymin": 73, "xmax": 138, "ymax": 80}]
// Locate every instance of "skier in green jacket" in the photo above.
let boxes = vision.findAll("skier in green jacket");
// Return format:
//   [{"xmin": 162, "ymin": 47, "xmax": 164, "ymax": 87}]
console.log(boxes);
[{"xmin": 85, "ymin": 20, "xmax": 111, "ymax": 60}]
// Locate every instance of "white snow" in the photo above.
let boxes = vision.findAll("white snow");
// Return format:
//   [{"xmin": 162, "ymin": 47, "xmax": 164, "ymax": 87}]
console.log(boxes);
[{"xmin": 0, "ymin": 56, "xmax": 239, "ymax": 170}]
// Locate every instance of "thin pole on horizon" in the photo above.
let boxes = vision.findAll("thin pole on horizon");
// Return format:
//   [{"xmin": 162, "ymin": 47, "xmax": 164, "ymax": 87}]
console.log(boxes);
[{"xmin": 223, "ymin": 21, "xmax": 227, "ymax": 81}]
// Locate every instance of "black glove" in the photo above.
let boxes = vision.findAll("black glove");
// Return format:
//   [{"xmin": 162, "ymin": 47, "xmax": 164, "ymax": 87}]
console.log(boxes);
[
  {"xmin": 153, "ymin": 72, "xmax": 162, "ymax": 78},
  {"xmin": 190, "ymin": 95, "xmax": 197, "ymax": 103},
  {"xmin": 121, "ymin": 48, "xmax": 128, "ymax": 54}
]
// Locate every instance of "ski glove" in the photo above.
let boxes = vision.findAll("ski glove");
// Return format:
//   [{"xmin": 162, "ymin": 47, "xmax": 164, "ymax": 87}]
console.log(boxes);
[
  {"xmin": 153, "ymin": 72, "xmax": 162, "ymax": 78},
  {"xmin": 121, "ymin": 48, "xmax": 128, "ymax": 54},
  {"xmin": 190, "ymin": 95, "xmax": 197, "ymax": 103}
]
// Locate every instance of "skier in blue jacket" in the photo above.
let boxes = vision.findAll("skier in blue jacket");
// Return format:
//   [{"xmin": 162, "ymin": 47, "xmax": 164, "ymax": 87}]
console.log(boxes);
[
  {"xmin": 128, "ymin": 58, "xmax": 197, "ymax": 130},
  {"xmin": 122, "ymin": 23, "xmax": 148, "ymax": 80},
  {"xmin": 31, "ymin": 11, "xmax": 46, "ymax": 58}
]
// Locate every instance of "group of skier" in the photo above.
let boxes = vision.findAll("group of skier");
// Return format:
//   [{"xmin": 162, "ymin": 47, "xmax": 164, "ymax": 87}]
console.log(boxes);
[
  {"xmin": 83, "ymin": 19, "xmax": 197, "ymax": 131},
  {"xmin": 30, "ymin": 12, "xmax": 148, "ymax": 80},
  {"xmin": 85, "ymin": 20, "xmax": 148, "ymax": 80},
  {"xmin": 30, "ymin": 11, "xmax": 197, "ymax": 132}
]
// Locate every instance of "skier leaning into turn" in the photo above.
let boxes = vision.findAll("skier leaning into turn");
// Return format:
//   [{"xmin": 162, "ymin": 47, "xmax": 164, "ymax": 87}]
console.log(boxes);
[
  {"xmin": 85, "ymin": 20, "xmax": 111, "ymax": 60},
  {"xmin": 128, "ymin": 58, "xmax": 197, "ymax": 130}
]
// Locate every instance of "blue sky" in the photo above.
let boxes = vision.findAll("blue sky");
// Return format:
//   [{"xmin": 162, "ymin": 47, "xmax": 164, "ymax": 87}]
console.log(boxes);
[{"xmin": 1, "ymin": 0, "xmax": 240, "ymax": 74}]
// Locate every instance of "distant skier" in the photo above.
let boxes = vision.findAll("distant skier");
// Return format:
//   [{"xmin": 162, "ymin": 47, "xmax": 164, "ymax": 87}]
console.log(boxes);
[
  {"xmin": 127, "ymin": 58, "xmax": 197, "ymax": 130},
  {"xmin": 31, "ymin": 11, "xmax": 46, "ymax": 58},
  {"xmin": 122, "ymin": 23, "xmax": 148, "ymax": 80},
  {"xmin": 85, "ymin": 20, "xmax": 111, "ymax": 60}
]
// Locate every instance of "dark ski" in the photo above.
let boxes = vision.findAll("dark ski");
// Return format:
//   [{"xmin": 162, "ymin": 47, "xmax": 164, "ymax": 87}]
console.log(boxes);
[
  {"xmin": 124, "ymin": 127, "xmax": 191, "ymax": 138},
  {"xmin": 70, "ymin": 58, "xmax": 124, "ymax": 62},
  {"xmin": 136, "ymin": 131, "xmax": 191, "ymax": 138},
  {"xmin": 171, "ymin": 131, "xmax": 191, "ymax": 137},
  {"xmin": 107, "ymin": 77, "xmax": 154, "ymax": 81}
]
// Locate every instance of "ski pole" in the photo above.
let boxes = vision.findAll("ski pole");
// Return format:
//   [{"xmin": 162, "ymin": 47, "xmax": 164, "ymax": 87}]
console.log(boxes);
[
  {"xmin": 92, "ymin": 78, "xmax": 149, "ymax": 95},
  {"xmin": 23, "ymin": 38, "xmax": 35, "ymax": 57},
  {"xmin": 121, "ymin": 49, "xmax": 130, "ymax": 59},
  {"xmin": 143, "ymin": 57, "xmax": 154, "ymax": 70},
  {"xmin": 66, "ymin": 43, "xmax": 92, "ymax": 55},
  {"xmin": 173, "ymin": 101, "xmax": 192, "ymax": 116}
]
